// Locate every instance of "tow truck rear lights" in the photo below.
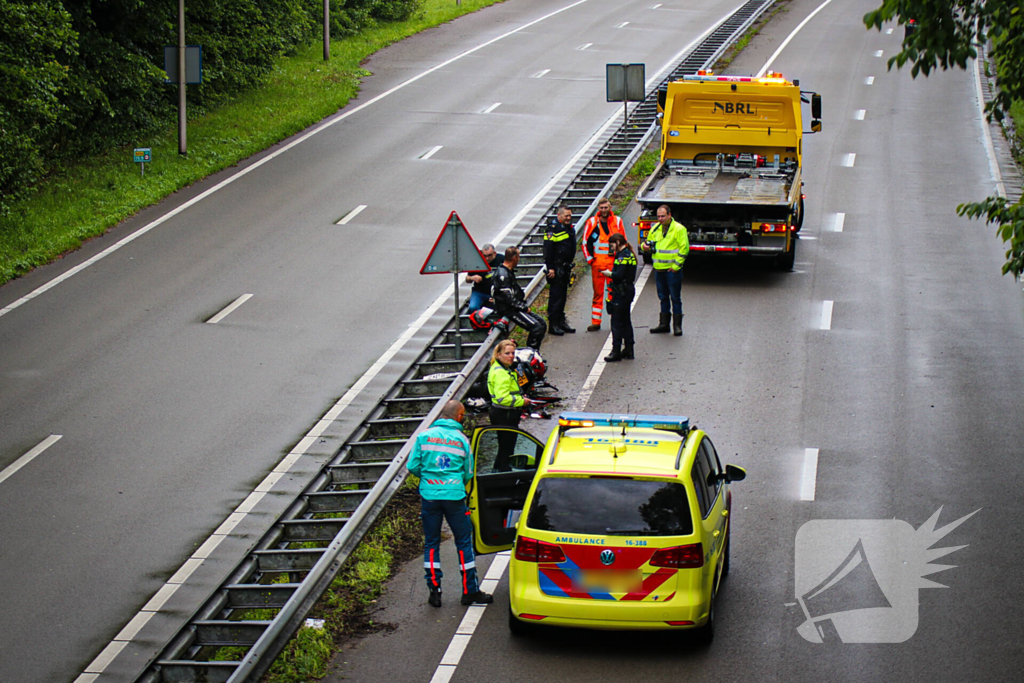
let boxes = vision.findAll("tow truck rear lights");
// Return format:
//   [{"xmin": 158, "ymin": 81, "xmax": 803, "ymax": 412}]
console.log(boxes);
[
  {"xmin": 515, "ymin": 536, "xmax": 567, "ymax": 563},
  {"xmin": 649, "ymin": 543, "xmax": 704, "ymax": 569},
  {"xmin": 665, "ymin": 620, "xmax": 695, "ymax": 626}
]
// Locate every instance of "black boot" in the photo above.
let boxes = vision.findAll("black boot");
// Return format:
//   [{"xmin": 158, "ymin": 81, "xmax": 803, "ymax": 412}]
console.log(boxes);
[
  {"xmin": 560, "ymin": 320, "xmax": 576, "ymax": 334},
  {"xmin": 604, "ymin": 344, "xmax": 623, "ymax": 363},
  {"xmin": 548, "ymin": 320, "xmax": 564, "ymax": 336},
  {"xmin": 673, "ymin": 313, "xmax": 683, "ymax": 336},
  {"xmin": 651, "ymin": 313, "xmax": 670, "ymax": 333},
  {"xmin": 428, "ymin": 586, "xmax": 442, "ymax": 607},
  {"xmin": 462, "ymin": 591, "xmax": 494, "ymax": 605},
  {"xmin": 622, "ymin": 344, "xmax": 634, "ymax": 360}
]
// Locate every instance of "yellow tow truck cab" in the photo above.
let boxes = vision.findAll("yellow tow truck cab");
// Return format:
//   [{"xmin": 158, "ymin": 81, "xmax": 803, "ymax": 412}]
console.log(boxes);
[
  {"xmin": 636, "ymin": 71, "xmax": 821, "ymax": 271},
  {"xmin": 466, "ymin": 412, "xmax": 746, "ymax": 640}
]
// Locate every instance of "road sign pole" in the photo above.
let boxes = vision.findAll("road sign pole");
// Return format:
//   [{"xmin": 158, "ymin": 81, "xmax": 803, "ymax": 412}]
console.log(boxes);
[
  {"xmin": 178, "ymin": 0, "xmax": 186, "ymax": 155},
  {"xmin": 451, "ymin": 218, "xmax": 462, "ymax": 360}
]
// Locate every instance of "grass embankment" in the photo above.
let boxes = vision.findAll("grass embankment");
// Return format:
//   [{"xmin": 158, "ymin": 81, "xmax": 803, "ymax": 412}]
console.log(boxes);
[
  {"xmin": 1009, "ymin": 100, "xmax": 1024, "ymax": 167},
  {"xmin": 0, "ymin": 0, "xmax": 505, "ymax": 286},
  {"xmin": 712, "ymin": 0, "xmax": 790, "ymax": 73}
]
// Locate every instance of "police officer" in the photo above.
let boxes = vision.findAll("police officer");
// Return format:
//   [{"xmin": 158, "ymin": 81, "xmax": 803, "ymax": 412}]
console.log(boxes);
[
  {"xmin": 492, "ymin": 246, "xmax": 546, "ymax": 349},
  {"xmin": 641, "ymin": 204, "xmax": 689, "ymax": 336},
  {"xmin": 544, "ymin": 205, "xmax": 577, "ymax": 335},
  {"xmin": 407, "ymin": 400, "xmax": 493, "ymax": 607},
  {"xmin": 466, "ymin": 243, "xmax": 500, "ymax": 314},
  {"xmin": 601, "ymin": 233, "xmax": 637, "ymax": 362}
]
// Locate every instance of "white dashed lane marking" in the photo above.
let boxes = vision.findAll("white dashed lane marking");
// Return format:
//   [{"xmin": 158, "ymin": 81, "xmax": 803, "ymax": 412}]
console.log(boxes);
[
  {"xmin": 482, "ymin": 102, "xmax": 501, "ymax": 113},
  {"xmin": 819, "ymin": 300, "xmax": 834, "ymax": 330},
  {"xmin": 206, "ymin": 293, "xmax": 252, "ymax": 324},
  {"xmin": 0, "ymin": 435, "xmax": 61, "ymax": 486},
  {"xmin": 336, "ymin": 204, "xmax": 367, "ymax": 225},
  {"xmin": 831, "ymin": 212, "xmax": 845, "ymax": 233},
  {"xmin": 865, "ymin": 76, "xmax": 875, "ymax": 85},
  {"xmin": 842, "ymin": 153, "xmax": 856, "ymax": 167},
  {"xmin": 854, "ymin": 109, "xmax": 866, "ymax": 120},
  {"xmin": 532, "ymin": 69, "xmax": 550, "ymax": 78},
  {"xmin": 420, "ymin": 145, "xmax": 443, "ymax": 160},
  {"xmin": 801, "ymin": 448, "xmax": 820, "ymax": 501}
]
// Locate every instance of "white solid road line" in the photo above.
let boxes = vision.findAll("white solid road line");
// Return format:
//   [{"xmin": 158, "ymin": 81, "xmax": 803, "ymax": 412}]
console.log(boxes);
[
  {"xmin": 831, "ymin": 212, "xmax": 846, "ymax": 233},
  {"xmin": 0, "ymin": 0, "xmax": 593, "ymax": 323},
  {"xmin": 532, "ymin": 68, "xmax": 551, "ymax": 78},
  {"xmin": 336, "ymin": 204, "xmax": 367, "ymax": 225},
  {"xmin": 819, "ymin": 300, "xmax": 834, "ymax": 330},
  {"xmin": 482, "ymin": 102, "xmax": 501, "ymax": 114},
  {"xmin": 206, "ymin": 293, "xmax": 253, "ymax": 324},
  {"xmin": 0, "ymin": 435, "xmax": 61, "ymax": 486},
  {"xmin": 854, "ymin": 109, "xmax": 866, "ymax": 120},
  {"xmin": 571, "ymin": 266, "xmax": 655, "ymax": 412},
  {"xmin": 757, "ymin": 0, "xmax": 837, "ymax": 76},
  {"xmin": 800, "ymin": 448, "xmax": 820, "ymax": 501},
  {"xmin": 420, "ymin": 145, "xmax": 444, "ymax": 160},
  {"xmin": 429, "ymin": 552, "xmax": 511, "ymax": 683},
  {"xmin": 865, "ymin": 76, "xmax": 875, "ymax": 85},
  {"xmin": 842, "ymin": 153, "xmax": 856, "ymax": 167}
]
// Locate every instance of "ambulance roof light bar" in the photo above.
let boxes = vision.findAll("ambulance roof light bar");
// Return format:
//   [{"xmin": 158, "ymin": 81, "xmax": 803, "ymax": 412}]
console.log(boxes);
[{"xmin": 558, "ymin": 412, "xmax": 690, "ymax": 434}]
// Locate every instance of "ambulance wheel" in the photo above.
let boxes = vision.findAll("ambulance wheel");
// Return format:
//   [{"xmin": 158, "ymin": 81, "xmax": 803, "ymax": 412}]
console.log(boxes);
[
  {"xmin": 695, "ymin": 592, "xmax": 715, "ymax": 646},
  {"xmin": 508, "ymin": 602, "xmax": 533, "ymax": 636}
]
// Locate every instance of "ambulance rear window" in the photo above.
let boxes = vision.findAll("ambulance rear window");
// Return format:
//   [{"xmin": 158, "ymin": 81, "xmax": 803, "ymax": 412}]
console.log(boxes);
[{"xmin": 525, "ymin": 476, "xmax": 693, "ymax": 536}]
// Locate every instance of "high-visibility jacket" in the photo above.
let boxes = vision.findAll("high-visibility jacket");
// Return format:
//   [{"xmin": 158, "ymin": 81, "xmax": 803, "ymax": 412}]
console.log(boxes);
[
  {"xmin": 407, "ymin": 418, "xmax": 473, "ymax": 500},
  {"xmin": 647, "ymin": 219, "xmax": 689, "ymax": 270},
  {"xmin": 543, "ymin": 217, "xmax": 576, "ymax": 273},
  {"xmin": 488, "ymin": 360, "xmax": 525, "ymax": 409},
  {"xmin": 582, "ymin": 212, "xmax": 626, "ymax": 270}
]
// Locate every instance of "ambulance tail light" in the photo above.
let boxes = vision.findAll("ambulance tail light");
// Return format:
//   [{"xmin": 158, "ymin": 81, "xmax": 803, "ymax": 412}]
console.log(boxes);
[
  {"xmin": 650, "ymin": 543, "xmax": 704, "ymax": 569},
  {"xmin": 515, "ymin": 536, "xmax": 567, "ymax": 563}
]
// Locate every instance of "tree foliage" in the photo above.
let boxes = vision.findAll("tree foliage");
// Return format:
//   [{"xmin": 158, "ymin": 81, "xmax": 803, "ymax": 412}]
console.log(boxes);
[
  {"xmin": 0, "ymin": 0, "xmax": 421, "ymax": 217},
  {"xmin": 865, "ymin": 0, "xmax": 1024, "ymax": 278}
]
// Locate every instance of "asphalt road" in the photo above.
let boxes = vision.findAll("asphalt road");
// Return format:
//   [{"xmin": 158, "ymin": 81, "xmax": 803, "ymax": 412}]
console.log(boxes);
[
  {"xmin": 329, "ymin": 0, "xmax": 1024, "ymax": 681},
  {"xmin": 0, "ymin": 0, "xmax": 760, "ymax": 681}
]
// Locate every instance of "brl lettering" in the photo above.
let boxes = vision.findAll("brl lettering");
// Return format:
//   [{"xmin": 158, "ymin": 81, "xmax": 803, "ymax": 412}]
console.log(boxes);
[{"xmin": 713, "ymin": 101, "xmax": 756, "ymax": 114}]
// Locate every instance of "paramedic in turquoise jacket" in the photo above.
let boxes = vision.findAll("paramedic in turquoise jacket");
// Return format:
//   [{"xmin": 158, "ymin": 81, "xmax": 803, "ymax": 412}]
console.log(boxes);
[{"xmin": 407, "ymin": 400, "xmax": 494, "ymax": 608}]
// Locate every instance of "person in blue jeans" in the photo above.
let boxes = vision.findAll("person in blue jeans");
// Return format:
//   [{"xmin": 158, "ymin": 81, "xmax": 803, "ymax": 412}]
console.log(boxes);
[
  {"xmin": 466, "ymin": 244, "xmax": 500, "ymax": 313},
  {"xmin": 407, "ymin": 400, "xmax": 493, "ymax": 608}
]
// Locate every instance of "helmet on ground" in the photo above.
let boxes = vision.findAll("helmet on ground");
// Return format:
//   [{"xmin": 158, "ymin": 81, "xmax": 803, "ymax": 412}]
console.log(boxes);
[{"xmin": 469, "ymin": 307, "xmax": 495, "ymax": 330}]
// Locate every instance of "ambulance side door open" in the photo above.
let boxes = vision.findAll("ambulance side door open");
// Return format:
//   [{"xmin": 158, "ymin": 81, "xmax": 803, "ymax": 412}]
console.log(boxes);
[{"xmin": 468, "ymin": 426, "xmax": 543, "ymax": 555}]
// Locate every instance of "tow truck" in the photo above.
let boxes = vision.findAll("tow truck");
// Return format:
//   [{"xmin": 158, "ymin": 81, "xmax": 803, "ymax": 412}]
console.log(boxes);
[{"xmin": 636, "ymin": 71, "xmax": 821, "ymax": 270}]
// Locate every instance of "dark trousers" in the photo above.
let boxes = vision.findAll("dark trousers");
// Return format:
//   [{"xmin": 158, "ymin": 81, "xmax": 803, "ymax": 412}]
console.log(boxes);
[
  {"xmin": 488, "ymin": 406, "xmax": 521, "ymax": 472},
  {"xmin": 422, "ymin": 498, "xmax": 479, "ymax": 595},
  {"xmin": 505, "ymin": 308, "xmax": 546, "ymax": 349},
  {"xmin": 609, "ymin": 300, "xmax": 634, "ymax": 349},
  {"xmin": 655, "ymin": 268, "xmax": 684, "ymax": 315},
  {"xmin": 547, "ymin": 268, "xmax": 571, "ymax": 326}
]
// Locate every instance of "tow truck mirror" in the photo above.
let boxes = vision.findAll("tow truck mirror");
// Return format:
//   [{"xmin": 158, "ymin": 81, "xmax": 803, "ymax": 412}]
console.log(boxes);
[
  {"xmin": 723, "ymin": 464, "xmax": 746, "ymax": 482},
  {"xmin": 657, "ymin": 86, "xmax": 668, "ymax": 113},
  {"xmin": 811, "ymin": 119, "xmax": 821, "ymax": 133},
  {"xmin": 811, "ymin": 93, "xmax": 821, "ymax": 119}
]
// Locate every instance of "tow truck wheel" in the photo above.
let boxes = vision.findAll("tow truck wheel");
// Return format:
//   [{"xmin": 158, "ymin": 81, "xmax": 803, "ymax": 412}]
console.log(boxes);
[
  {"xmin": 794, "ymin": 196, "xmax": 805, "ymax": 232},
  {"xmin": 777, "ymin": 239, "xmax": 796, "ymax": 271}
]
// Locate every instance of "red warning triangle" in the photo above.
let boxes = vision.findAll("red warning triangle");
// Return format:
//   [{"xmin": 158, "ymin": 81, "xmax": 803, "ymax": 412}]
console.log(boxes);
[{"xmin": 420, "ymin": 211, "xmax": 491, "ymax": 275}]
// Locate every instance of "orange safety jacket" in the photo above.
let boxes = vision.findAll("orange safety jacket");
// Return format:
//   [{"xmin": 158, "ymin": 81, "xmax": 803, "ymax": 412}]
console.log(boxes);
[{"xmin": 582, "ymin": 212, "xmax": 626, "ymax": 270}]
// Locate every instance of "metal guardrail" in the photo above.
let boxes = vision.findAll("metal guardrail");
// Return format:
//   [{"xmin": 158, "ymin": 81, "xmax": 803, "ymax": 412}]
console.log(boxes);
[{"xmin": 136, "ymin": 2, "xmax": 774, "ymax": 680}]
